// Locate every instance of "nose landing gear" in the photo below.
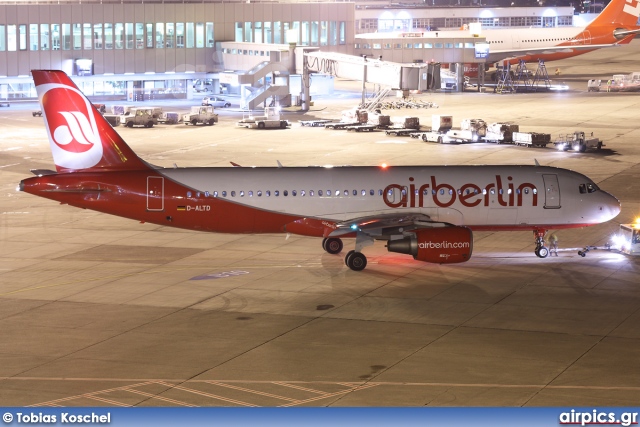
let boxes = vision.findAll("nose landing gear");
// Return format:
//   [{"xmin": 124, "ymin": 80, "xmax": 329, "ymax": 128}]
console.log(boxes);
[{"xmin": 533, "ymin": 229, "xmax": 549, "ymax": 258}]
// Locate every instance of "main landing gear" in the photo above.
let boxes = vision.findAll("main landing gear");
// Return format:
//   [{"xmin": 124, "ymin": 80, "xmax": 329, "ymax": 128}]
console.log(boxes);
[
  {"xmin": 322, "ymin": 235, "xmax": 373, "ymax": 271},
  {"xmin": 533, "ymin": 229, "xmax": 549, "ymax": 258}
]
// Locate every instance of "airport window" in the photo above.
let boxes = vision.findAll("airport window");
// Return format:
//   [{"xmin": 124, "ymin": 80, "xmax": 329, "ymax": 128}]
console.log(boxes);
[
  {"xmin": 383, "ymin": 43, "xmax": 391, "ymax": 49},
  {"xmin": 465, "ymin": 42, "xmax": 474, "ymax": 48},
  {"xmin": 166, "ymin": 23, "xmax": 174, "ymax": 48},
  {"xmin": 196, "ymin": 22, "xmax": 204, "ymax": 48},
  {"xmin": 355, "ymin": 43, "xmax": 360, "ymax": 49},
  {"xmin": 0, "ymin": 25, "xmax": 5, "ymax": 51},
  {"xmin": 104, "ymin": 23, "xmax": 112, "ymax": 49},
  {"xmin": 115, "ymin": 23, "xmax": 124, "ymax": 49},
  {"xmin": 83, "ymin": 23, "xmax": 92, "ymax": 50},
  {"xmin": 187, "ymin": 22, "xmax": 194, "ymax": 48},
  {"xmin": 558, "ymin": 16, "xmax": 573, "ymax": 26},
  {"xmin": 455, "ymin": 42, "xmax": 463, "ymax": 48},
  {"xmin": 206, "ymin": 22, "xmax": 214, "ymax": 47},
  {"xmin": 244, "ymin": 22, "xmax": 252, "ymax": 43},
  {"xmin": 405, "ymin": 43, "xmax": 412, "ymax": 49},
  {"xmin": 156, "ymin": 23, "xmax": 164, "ymax": 48},
  {"xmin": 135, "ymin": 23, "xmax": 144, "ymax": 49},
  {"xmin": 235, "ymin": 22, "xmax": 243, "ymax": 42},
  {"xmin": 362, "ymin": 43, "xmax": 371, "ymax": 49},
  {"xmin": 94, "ymin": 24, "xmax": 102, "ymax": 49},
  {"xmin": 360, "ymin": 19, "xmax": 378, "ymax": 31},
  {"xmin": 339, "ymin": 22, "xmax": 345, "ymax": 45},
  {"xmin": 72, "ymin": 24, "xmax": 82, "ymax": 50},
  {"xmin": 330, "ymin": 21, "xmax": 337, "ymax": 46},
  {"xmin": 51, "ymin": 24, "xmax": 60, "ymax": 50},
  {"xmin": 145, "ymin": 23, "xmax": 153, "ymax": 48},
  {"xmin": 414, "ymin": 43, "xmax": 422, "ymax": 48},
  {"xmin": 301, "ymin": 21, "xmax": 310, "ymax": 46},
  {"xmin": 264, "ymin": 22, "xmax": 271, "ymax": 44},
  {"xmin": 29, "ymin": 24, "xmax": 38, "ymax": 51},
  {"xmin": 177, "ymin": 23, "xmax": 184, "ymax": 48},
  {"xmin": 62, "ymin": 24, "xmax": 71, "ymax": 50},
  {"xmin": 445, "ymin": 43, "xmax": 454, "ymax": 48},
  {"xmin": 320, "ymin": 21, "xmax": 328, "ymax": 46},
  {"xmin": 394, "ymin": 43, "xmax": 402, "ymax": 49},
  {"xmin": 274, "ymin": 21, "xmax": 281, "ymax": 44},
  {"xmin": 435, "ymin": 43, "xmax": 443, "ymax": 48},
  {"xmin": 373, "ymin": 43, "xmax": 382, "ymax": 49},
  {"xmin": 424, "ymin": 43, "xmax": 432, "ymax": 49},
  {"xmin": 310, "ymin": 21, "xmax": 319, "ymax": 46},
  {"xmin": 125, "ymin": 23, "xmax": 134, "ymax": 49},
  {"xmin": 17, "ymin": 24, "xmax": 26, "ymax": 51}
]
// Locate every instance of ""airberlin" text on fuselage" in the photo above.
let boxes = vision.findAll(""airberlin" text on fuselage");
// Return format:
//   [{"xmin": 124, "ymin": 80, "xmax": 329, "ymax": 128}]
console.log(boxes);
[{"xmin": 383, "ymin": 175, "xmax": 538, "ymax": 209}]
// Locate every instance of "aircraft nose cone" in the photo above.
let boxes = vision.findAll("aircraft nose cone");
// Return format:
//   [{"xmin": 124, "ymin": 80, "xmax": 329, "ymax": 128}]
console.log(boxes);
[{"xmin": 603, "ymin": 190, "xmax": 621, "ymax": 221}]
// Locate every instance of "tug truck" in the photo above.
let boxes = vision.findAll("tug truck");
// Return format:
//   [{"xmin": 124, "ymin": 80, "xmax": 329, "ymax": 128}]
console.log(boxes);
[
  {"xmin": 237, "ymin": 107, "xmax": 289, "ymax": 129},
  {"xmin": 554, "ymin": 131, "xmax": 603, "ymax": 152},
  {"xmin": 421, "ymin": 115, "xmax": 453, "ymax": 143},
  {"xmin": 183, "ymin": 106, "xmax": 218, "ymax": 126},
  {"xmin": 119, "ymin": 108, "xmax": 158, "ymax": 128}
]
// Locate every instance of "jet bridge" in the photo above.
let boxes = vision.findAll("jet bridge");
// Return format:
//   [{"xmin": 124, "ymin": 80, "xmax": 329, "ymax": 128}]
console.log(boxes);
[{"xmin": 304, "ymin": 51, "xmax": 440, "ymax": 92}]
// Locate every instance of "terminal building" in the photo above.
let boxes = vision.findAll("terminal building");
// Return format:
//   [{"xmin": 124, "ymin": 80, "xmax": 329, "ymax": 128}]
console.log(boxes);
[{"xmin": 0, "ymin": 1, "xmax": 578, "ymax": 104}]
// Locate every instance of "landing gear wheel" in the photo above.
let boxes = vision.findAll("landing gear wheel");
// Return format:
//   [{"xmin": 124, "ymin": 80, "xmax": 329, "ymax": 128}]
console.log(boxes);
[
  {"xmin": 323, "ymin": 237, "xmax": 343, "ymax": 254},
  {"xmin": 258, "ymin": 122, "xmax": 265, "ymax": 129},
  {"xmin": 346, "ymin": 251, "xmax": 367, "ymax": 271},
  {"xmin": 535, "ymin": 246, "xmax": 549, "ymax": 258},
  {"xmin": 344, "ymin": 250, "xmax": 355, "ymax": 266}
]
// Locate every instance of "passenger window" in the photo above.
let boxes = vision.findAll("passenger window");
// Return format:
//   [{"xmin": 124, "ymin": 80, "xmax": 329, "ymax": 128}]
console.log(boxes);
[
  {"xmin": 301, "ymin": 190, "xmax": 305, "ymax": 196},
  {"xmin": 292, "ymin": 190, "xmax": 297, "ymax": 196},
  {"xmin": 370, "ymin": 190, "xmax": 374, "ymax": 196},
  {"xmin": 266, "ymin": 190, "xmax": 270, "ymax": 197},
  {"xmin": 257, "ymin": 190, "xmax": 262, "ymax": 197},
  {"xmin": 222, "ymin": 191, "xmax": 227, "ymax": 197},
  {"xmin": 490, "ymin": 189, "xmax": 495, "ymax": 195},
  {"xmin": 362, "ymin": 190, "xmax": 366, "ymax": 196},
  {"xmin": 533, "ymin": 189, "xmax": 538, "ymax": 194},
  {"xmin": 248, "ymin": 191, "xmax": 253, "ymax": 197},
  {"xmin": 275, "ymin": 190, "xmax": 279, "ymax": 196},
  {"xmin": 240, "ymin": 191, "xmax": 244, "ymax": 197},
  {"xmin": 284, "ymin": 190, "xmax": 288, "ymax": 196},
  {"xmin": 196, "ymin": 192, "xmax": 201, "ymax": 197},
  {"xmin": 335, "ymin": 190, "xmax": 340, "ymax": 196},
  {"xmin": 318, "ymin": 190, "xmax": 323, "ymax": 196},
  {"xmin": 231, "ymin": 191, "xmax": 236, "ymax": 197},
  {"xmin": 205, "ymin": 191, "xmax": 209, "ymax": 197},
  {"xmin": 440, "ymin": 189, "xmax": 445, "ymax": 195},
  {"xmin": 353, "ymin": 190, "xmax": 358, "ymax": 196},
  {"xmin": 344, "ymin": 190, "xmax": 349, "ymax": 196},
  {"xmin": 187, "ymin": 191, "xmax": 192, "ymax": 197},
  {"xmin": 213, "ymin": 191, "xmax": 218, "ymax": 197},
  {"xmin": 310, "ymin": 190, "xmax": 314, "ymax": 196},
  {"xmin": 524, "ymin": 188, "xmax": 529, "ymax": 194}
]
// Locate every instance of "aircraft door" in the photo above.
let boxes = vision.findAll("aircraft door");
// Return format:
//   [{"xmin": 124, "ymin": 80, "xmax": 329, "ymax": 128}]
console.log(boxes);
[
  {"xmin": 147, "ymin": 176, "xmax": 164, "ymax": 211},
  {"xmin": 542, "ymin": 174, "xmax": 561, "ymax": 209}
]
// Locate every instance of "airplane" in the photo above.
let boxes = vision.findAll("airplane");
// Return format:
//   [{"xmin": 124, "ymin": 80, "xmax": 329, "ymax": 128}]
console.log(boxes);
[
  {"xmin": 475, "ymin": 0, "xmax": 640, "ymax": 64},
  {"xmin": 19, "ymin": 70, "xmax": 620, "ymax": 271}
]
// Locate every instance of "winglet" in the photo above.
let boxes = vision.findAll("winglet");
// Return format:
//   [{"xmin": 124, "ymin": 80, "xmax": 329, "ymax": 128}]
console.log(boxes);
[
  {"xmin": 277, "ymin": 160, "xmax": 284, "ymax": 168},
  {"xmin": 534, "ymin": 159, "xmax": 541, "ymax": 167}
]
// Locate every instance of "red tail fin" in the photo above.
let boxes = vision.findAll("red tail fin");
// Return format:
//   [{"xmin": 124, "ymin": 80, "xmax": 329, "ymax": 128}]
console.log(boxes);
[
  {"xmin": 32, "ymin": 70, "xmax": 150, "ymax": 173},
  {"xmin": 587, "ymin": 0, "xmax": 640, "ymax": 28}
]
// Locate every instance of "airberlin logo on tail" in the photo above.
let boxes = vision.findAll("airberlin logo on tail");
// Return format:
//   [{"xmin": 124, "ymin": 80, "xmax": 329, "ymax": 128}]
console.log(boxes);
[
  {"xmin": 38, "ymin": 85, "xmax": 103, "ymax": 170},
  {"xmin": 623, "ymin": 0, "xmax": 640, "ymax": 17},
  {"xmin": 53, "ymin": 112, "xmax": 96, "ymax": 153}
]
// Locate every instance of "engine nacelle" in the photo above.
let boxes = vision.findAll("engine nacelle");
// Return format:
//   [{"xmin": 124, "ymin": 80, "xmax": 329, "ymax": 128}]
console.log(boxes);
[{"xmin": 386, "ymin": 226, "xmax": 473, "ymax": 264}]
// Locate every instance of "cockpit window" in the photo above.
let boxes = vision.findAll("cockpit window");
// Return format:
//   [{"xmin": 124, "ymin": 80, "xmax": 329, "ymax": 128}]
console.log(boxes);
[{"xmin": 580, "ymin": 183, "xmax": 598, "ymax": 194}]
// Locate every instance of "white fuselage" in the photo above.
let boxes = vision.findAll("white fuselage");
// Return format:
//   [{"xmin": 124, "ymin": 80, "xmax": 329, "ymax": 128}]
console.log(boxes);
[{"xmin": 161, "ymin": 165, "xmax": 619, "ymax": 230}]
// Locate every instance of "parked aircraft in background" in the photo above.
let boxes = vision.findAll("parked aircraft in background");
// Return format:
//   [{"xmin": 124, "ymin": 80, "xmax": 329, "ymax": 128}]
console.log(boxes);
[
  {"xmin": 477, "ymin": 0, "xmax": 640, "ymax": 64},
  {"xmin": 19, "ymin": 70, "xmax": 620, "ymax": 271}
]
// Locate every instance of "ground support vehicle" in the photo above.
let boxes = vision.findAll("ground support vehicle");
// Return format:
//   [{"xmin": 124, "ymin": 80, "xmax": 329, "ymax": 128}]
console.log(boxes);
[
  {"xmin": 385, "ymin": 128, "xmax": 419, "ymax": 136},
  {"xmin": 299, "ymin": 119, "xmax": 333, "ymax": 127},
  {"xmin": 325, "ymin": 122, "xmax": 360, "ymax": 130},
  {"xmin": 120, "ymin": 108, "xmax": 159, "ymax": 128},
  {"xmin": 512, "ymin": 132, "xmax": 551, "ymax": 147},
  {"xmin": 0, "ymin": 101, "xmax": 9, "ymax": 107},
  {"xmin": 183, "ymin": 106, "xmax": 218, "ymax": 126},
  {"xmin": 202, "ymin": 96, "xmax": 231, "ymax": 108},
  {"xmin": 159, "ymin": 112, "xmax": 181, "ymax": 124},
  {"xmin": 346, "ymin": 124, "xmax": 377, "ymax": 132},
  {"xmin": 103, "ymin": 115, "xmax": 121, "ymax": 127},
  {"xmin": 460, "ymin": 118, "xmax": 487, "ymax": 138},
  {"xmin": 32, "ymin": 110, "xmax": 42, "ymax": 117},
  {"xmin": 421, "ymin": 131, "xmax": 451, "ymax": 144},
  {"xmin": 578, "ymin": 222, "xmax": 640, "ymax": 257},
  {"xmin": 587, "ymin": 79, "xmax": 602, "ymax": 92},
  {"xmin": 445, "ymin": 129, "xmax": 482, "ymax": 143},
  {"xmin": 410, "ymin": 132, "xmax": 428, "ymax": 139},
  {"xmin": 237, "ymin": 107, "xmax": 289, "ymax": 129},
  {"xmin": 483, "ymin": 123, "xmax": 519, "ymax": 144},
  {"xmin": 554, "ymin": 131, "xmax": 603, "ymax": 152}
]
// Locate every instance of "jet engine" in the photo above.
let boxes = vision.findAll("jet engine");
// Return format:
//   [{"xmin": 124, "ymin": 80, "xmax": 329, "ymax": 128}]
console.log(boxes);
[{"xmin": 386, "ymin": 226, "xmax": 473, "ymax": 264}]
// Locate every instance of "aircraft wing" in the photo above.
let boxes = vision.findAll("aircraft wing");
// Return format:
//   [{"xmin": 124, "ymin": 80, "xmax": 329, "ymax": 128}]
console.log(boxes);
[{"xmin": 328, "ymin": 212, "xmax": 446, "ymax": 238}]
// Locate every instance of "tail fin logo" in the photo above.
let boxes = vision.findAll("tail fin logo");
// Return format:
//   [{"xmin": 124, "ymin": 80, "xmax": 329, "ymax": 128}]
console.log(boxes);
[
  {"xmin": 39, "ymin": 85, "xmax": 103, "ymax": 170},
  {"xmin": 54, "ymin": 111, "xmax": 98, "ymax": 153},
  {"xmin": 623, "ymin": 0, "xmax": 640, "ymax": 18}
]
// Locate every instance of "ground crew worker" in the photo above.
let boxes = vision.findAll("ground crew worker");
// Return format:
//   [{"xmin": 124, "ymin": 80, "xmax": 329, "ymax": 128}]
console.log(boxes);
[
  {"xmin": 607, "ymin": 80, "xmax": 611, "ymax": 92},
  {"xmin": 555, "ymin": 68, "xmax": 560, "ymax": 76},
  {"xmin": 547, "ymin": 233, "xmax": 559, "ymax": 256}
]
